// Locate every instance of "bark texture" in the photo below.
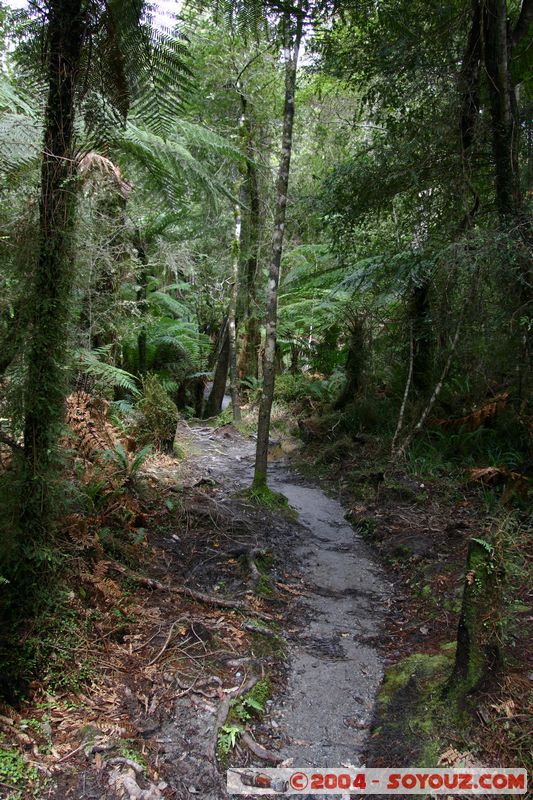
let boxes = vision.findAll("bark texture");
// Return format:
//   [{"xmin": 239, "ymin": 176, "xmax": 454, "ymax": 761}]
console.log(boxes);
[
  {"xmin": 253, "ymin": 12, "xmax": 303, "ymax": 487},
  {"xmin": 204, "ymin": 321, "xmax": 230, "ymax": 418},
  {"xmin": 22, "ymin": 0, "xmax": 85, "ymax": 531},
  {"xmin": 229, "ymin": 201, "xmax": 242, "ymax": 421},
  {"xmin": 447, "ymin": 538, "xmax": 504, "ymax": 698}
]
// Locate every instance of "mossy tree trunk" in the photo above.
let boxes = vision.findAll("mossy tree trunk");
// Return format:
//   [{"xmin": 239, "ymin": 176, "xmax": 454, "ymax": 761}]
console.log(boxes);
[
  {"xmin": 447, "ymin": 537, "xmax": 504, "ymax": 699},
  {"xmin": 22, "ymin": 0, "xmax": 85, "ymax": 534},
  {"xmin": 253, "ymin": 8, "xmax": 303, "ymax": 487}
]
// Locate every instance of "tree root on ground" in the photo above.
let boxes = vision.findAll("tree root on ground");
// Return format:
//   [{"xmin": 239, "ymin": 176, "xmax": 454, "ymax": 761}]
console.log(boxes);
[
  {"xmin": 103, "ymin": 560, "xmax": 274, "ymax": 620},
  {"xmin": 241, "ymin": 731, "xmax": 282, "ymax": 764}
]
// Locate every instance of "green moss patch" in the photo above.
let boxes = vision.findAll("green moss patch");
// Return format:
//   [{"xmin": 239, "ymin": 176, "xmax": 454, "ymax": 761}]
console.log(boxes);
[{"xmin": 369, "ymin": 648, "xmax": 466, "ymax": 768}]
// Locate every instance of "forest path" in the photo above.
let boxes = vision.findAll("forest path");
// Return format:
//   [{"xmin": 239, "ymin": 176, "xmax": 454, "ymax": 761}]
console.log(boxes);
[{"xmin": 185, "ymin": 423, "xmax": 391, "ymax": 795}]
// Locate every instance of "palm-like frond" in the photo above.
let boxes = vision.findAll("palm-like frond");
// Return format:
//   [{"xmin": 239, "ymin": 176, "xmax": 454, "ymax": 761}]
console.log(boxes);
[
  {"xmin": 119, "ymin": 122, "xmax": 241, "ymax": 204},
  {"xmin": 89, "ymin": 0, "xmax": 193, "ymax": 138},
  {"xmin": 78, "ymin": 348, "xmax": 140, "ymax": 395},
  {"xmin": 0, "ymin": 112, "xmax": 40, "ymax": 174},
  {"xmin": 149, "ymin": 290, "xmax": 192, "ymax": 319}
]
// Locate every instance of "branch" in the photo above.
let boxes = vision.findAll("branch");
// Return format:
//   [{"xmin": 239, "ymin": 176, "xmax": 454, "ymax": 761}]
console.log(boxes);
[{"xmin": 512, "ymin": 0, "xmax": 533, "ymax": 46}]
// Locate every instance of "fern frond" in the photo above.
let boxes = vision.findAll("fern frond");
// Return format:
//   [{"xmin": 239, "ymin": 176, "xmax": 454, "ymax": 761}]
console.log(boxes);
[
  {"xmin": 0, "ymin": 112, "xmax": 40, "ymax": 174},
  {"xmin": 149, "ymin": 290, "xmax": 191, "ymax": 319},
  {"xmin": 78, "ymin": 349, "xmax": 140, "ymax": 395}
]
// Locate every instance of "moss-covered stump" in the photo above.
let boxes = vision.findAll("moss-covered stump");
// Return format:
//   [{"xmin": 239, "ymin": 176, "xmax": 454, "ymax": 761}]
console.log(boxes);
[
  {"xmin": 447, "ymin": 537, "xmax": 504, "ymax": 700},
  {"xmin": 367, "ymin": 647, "xmax": 460, "ymax": 768}
]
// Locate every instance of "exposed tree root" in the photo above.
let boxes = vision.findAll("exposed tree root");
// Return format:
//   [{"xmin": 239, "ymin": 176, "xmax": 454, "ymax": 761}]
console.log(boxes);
[
  {"xmin": 103, "ymin": 560, "xmax": 274, "ymax": 620},
  {"xmin": 209, "ymin": 674, "xmax": 259, "ymax": 760},
  {"xmin": 241, "ymin": 731, "xmax": 282, "ymax": 764}
]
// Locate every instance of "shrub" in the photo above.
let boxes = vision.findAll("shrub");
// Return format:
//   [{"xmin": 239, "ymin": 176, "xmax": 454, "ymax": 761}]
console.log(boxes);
[{"xmin": 135, "ymin": 373, "xmax": 179, "ymax": 452}]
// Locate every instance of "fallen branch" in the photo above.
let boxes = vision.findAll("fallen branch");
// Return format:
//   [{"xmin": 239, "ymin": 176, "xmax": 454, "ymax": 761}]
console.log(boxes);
[
  {"xmin": 241, "ymin": 731, "xmax": 282, "ymax": 764},
  {"xmin": 106, "ymin": 757, "xmax": 145, "ymax": 775},
  {"xmin": 103, "ymin": 560, "xmax": 274, "ymax": 620},
  {"xmin": 241, "ymin": 622, "xmax": 276, "ymax": 638}
]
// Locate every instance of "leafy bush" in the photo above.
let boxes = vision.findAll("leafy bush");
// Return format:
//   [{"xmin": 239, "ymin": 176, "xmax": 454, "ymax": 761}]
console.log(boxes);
[
  {"xmin": 274, "ymin": 373, "xmax": 314, "ymax": 403},
  {"xmin": 135, "ymin": 373, "xmax": 179, "ymax": 452}
]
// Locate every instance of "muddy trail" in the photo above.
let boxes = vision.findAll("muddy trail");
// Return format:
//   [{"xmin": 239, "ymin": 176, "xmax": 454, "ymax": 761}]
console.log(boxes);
[{"xmin": 185, "ymin": 423, "xmax": 392, "ymax": 790}]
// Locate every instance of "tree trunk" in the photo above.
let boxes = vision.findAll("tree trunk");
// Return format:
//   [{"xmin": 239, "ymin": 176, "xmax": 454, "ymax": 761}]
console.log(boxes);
[
  {"xmin": 333, "ymin": 319, "xmax": 366, "ymax": 410},
  {"xmin": 253, "ymin": 11, "xmax": 303, "ymax": 487},
  {"xmin": 229, "ymin": 201, "xmax": 242, "ymax": 422},
  {"xmin": 482, "ymin": 0, "xmax": 521, "ymax": 218},
  {"xmin": 22, "ymin": 0, "xmax": 85, "ymax": 533},
  {"xmin": 134, "ymin": 230, "xmax": 149, "ymax": 376},
  {"xmin": 237, "ymin": 96, "xmax": 262, "ymax": 381},
  {"xmin": 410, "ymin": 281, "xmax": 431, "ymax": 394},
  {"xmin": 204, "ymin": 321, "xmax": 230, "ymax": 418},
  {"xmin": 447, "ymin": 537, "xmax": 504, "ymax": 699},
  {"xmin": 458, "ymin": 0, "xmax": 482, "ymax": 228}
]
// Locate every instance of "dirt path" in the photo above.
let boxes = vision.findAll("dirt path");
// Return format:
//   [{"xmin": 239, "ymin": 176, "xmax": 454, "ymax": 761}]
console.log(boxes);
[{"xmin": 185, "ymin": 424, "xmax": 391, "ymax": 790}]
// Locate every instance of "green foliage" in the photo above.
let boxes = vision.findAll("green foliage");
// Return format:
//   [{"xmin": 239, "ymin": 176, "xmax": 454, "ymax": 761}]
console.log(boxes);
[
  {"xmin": 135, "ymin": 373, "xmax": 179, "ymax": 451},
  {"xmin": 0, "ymin": 737, "xmax": 40, "ymax": 798},
  {"xmin": 103, "ymin": 442, "xmax": 152, "ymax": 484},
  {"xmin": 78, "ymin": 348, "xmax": 140, "ymax": 396},
  {"xmin": 217, "ymin": 679, "xmax": 270, "ymax": 756}
]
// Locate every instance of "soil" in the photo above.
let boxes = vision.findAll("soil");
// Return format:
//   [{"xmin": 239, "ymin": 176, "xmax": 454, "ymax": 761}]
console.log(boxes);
[
  {"xmin": 2, "ymin": 420, "xmax": 531, "ymax": 800},
  {"xmin": 3, "ymin": 422, "xmax": 389, "ymax": 800}
]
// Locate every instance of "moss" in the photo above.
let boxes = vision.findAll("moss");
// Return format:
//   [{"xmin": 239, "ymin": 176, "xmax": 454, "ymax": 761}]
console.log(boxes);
[
  {"xmin": 256, "ymin": 574, "xmax": 274, "ymax": 597},
  {"xmin": 447, "ymin": 537, "xmax": 504, "ymax": 700},
  {"xmin": 241, "ymin": 484, "xmax": 297, "ymax": 519},
  {"xmin": 373, "ymin": 650, "xmax": 466, "ymax": 768}
]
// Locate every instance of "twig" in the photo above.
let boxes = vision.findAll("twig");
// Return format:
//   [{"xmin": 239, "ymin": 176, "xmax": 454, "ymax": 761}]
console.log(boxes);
[
  {"xmin": 241, "ymin": 731, "xmax": 282, "ymax": 764},
  {"xmin": 57, "ymin": 739, "xmax": 90, "ymax": 763},
  {"xmin": 103, "ymin": 560, "xmax": 274, "ymax": 620},
  {"xmin": 146, "ymin": 617, "xmax": 187, "ymax": 667}
]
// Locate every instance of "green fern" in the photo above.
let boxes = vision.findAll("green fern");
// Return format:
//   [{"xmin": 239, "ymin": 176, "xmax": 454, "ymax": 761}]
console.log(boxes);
[{"xmin": 77, "ymin": 349, "xmax": 140, "ymax": 395}]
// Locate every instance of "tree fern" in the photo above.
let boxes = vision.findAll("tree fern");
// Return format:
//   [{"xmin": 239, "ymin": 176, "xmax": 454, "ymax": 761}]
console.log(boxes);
[
  {"xmin": 119, "ymin": 122, "xmax": 241, "ymax": 204},
  {"xmin": 77, "ymin": 348, "xmax": 140, "ymax": 395}
]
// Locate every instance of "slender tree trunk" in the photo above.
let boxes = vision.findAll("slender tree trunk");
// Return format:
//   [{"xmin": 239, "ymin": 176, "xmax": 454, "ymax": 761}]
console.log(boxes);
[
  {"xmin": 459, "ymin": 0, "xmax": 482, "ymax": 227},
  {"xmin": 410, "ymin": 281, "xmax": 431, "ymax": 394},
  {"xmin": 237, "ymin": 97, "xmax": 261, "ymax": 381},
  {"xmin": 134, "ymin": 230, "xmax": 148, "ymax": 376},
  {"xmin": 204, "ymin": 321, "xmax": 230, "ymax": 418},
  {"xmin": 229, "ymin": 201, "xmax": 242, "ymax": 422},
  {"xmin": 253, "ymin": 12, "xmax": 303, "ymax": 487},
  {"xmin": 333, "ymin": 319, "xmax": 366, "ymax": 410},
  {"xmin": 22, "ymin": 0, "xmax": 85, "ymax": 533}
]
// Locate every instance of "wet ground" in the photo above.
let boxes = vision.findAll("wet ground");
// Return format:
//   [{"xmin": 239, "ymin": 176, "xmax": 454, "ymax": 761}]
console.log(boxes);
[{"xmin": 185, "ymin": 424, "xmax": 392, "ymax": 792}]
